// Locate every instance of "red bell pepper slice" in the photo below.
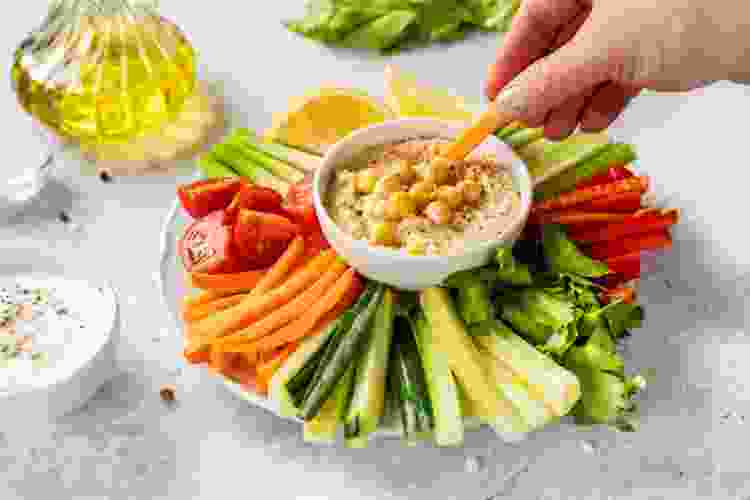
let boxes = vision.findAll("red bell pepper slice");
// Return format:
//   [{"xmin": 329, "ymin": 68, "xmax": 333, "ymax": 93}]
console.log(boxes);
[
  {"xmin": 569, "ymin": 209, "xmax": 679, "ymax": 244},
  {"xmin": 527, "ymin": 211, "xmax": 630, "ymax": 226},
  {"xmin": 178, "ymin": 177, "xmax": 243, "ymax": 219},
  {"xmin": 604, "ymin": 252, "xmax": 642, "ymax": 281},
  {"xmin": 576, "ymin": 166, "xmax": 634, "ymax": 189},
  {"xmin": 587, "ymin": 229, "xmax": 672, "ymax": 261},
  {"xmin": 572, "ymin": 191, "xmax": 643, "ymax": 213},
  {"xmin": 533, "ymin": 176, "xmax": 649, "ymax": 213}
]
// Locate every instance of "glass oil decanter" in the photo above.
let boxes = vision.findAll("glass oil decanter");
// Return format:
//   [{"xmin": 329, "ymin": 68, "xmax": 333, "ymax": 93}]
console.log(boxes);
[{"xmin": 11, "ymin": 0, "xmax": 221, "ymax": 171}]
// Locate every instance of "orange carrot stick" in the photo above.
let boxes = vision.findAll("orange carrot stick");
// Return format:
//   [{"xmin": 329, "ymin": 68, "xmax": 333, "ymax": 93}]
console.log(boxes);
[
  {"xmin": 187, "ymin": 249, "xmax": 338, "ymax": 341},
  {"xmin": 255, "ymin": 342, "xmax": 300, "ymax": 390},
  {"xmin": 182, "ymin": 294, "xmax": 247, "ymax": 323},
  {"xmin": 183, "ymin": 348, "xmax": 211, "ymax": 364},
  {"xmin": 249, "ymin": 235, "xmax": 306, "ymax": 297},
  {"xmin": 213, "ymin": 260, "xmax": 348, "ymax": 346},
  {"xmin": 225, "ymin": 268, "xmax": 360, "ymax": 356},
  {"xmin": 189, "ymin": 269, "xmax": 266, "ymax": 291}
]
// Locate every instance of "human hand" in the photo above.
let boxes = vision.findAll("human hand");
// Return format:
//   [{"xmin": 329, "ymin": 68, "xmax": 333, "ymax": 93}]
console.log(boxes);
[{"xmin": 485, "ymin": 0, "xmax": 750, "ymax": 139}]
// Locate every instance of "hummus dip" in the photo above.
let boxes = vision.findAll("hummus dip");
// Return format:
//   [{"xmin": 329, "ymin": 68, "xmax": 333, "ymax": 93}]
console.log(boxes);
[{"xmin": 325, "ymin": 138, "xmax": 522, "ymax": 256}]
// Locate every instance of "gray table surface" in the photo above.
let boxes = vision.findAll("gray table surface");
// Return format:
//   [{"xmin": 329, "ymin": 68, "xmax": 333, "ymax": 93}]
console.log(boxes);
[{"xmin": 2, "ymin": 1, "xmax": 750, "ymax": 499}]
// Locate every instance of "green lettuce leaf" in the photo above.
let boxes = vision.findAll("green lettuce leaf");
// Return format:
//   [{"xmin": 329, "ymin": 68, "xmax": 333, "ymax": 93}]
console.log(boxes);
[
  {"xmin": 285, "ymin": 0, "xmax": 522, "ymax": 53},
  {"xmin": 590, "ymin": 300, "xmax": 645, "ymax": 338},
  {"xmin": 341, "ymin": 10, "xmax": 418, "ymax": 50},
  {"xmin": 543, "ymin": 224, "xmax": 610, "ymax": 278},
  {"xmin": 500, "ymin": 302, "xmax": 555, "ymax": 345},
  {"xmin": 495, "ymin": 246, "xmax": 533, "ymax": 286},
  {"xmin": 562, "ymin": 327, "xmax": 646, "ymax": 428},
  {"xmin": 518, "ymin": 288, "xmax": 576, "ymax": 331}
]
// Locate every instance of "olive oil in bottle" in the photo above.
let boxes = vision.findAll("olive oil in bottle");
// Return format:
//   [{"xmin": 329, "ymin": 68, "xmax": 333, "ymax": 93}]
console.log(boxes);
[{"xmin": 11, "ymin": 0, "xmax": 197, "ymax": 149}]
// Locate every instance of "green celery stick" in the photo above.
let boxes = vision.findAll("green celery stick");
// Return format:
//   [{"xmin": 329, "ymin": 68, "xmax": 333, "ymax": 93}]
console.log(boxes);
[
  {"xmin": 504, "ymin": 128, "xmax": 544, "ymax": 149},
  {"xmin": 226, "ymin": 132, "xmax": 305, "ymax": 184},
  {"xmin": 196, "ymin": 152, "xmax": 237, "ymax": 178},
  {"xmin": 534, "ymin": 143, "xmax": 637, "ymax": 200},
  {"xmin": 517, "ymin": 132, "xmax": 610, "ymax": 184}
]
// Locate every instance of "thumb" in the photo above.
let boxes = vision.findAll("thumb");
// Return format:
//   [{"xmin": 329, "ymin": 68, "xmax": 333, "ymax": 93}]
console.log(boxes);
[{"xmin": 493, "ymin": 21, "xmax": 622, "ymax": 124}]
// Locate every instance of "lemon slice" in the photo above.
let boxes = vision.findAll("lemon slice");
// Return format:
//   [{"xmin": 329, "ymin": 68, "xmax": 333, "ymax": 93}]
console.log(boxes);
[
  {"xmin": 265, "ymin": 88, "xmax": 393, "ymax": 155},
  {"xmin": 384, "ymin": 65, "xmax": 479, "ymax": 121}
]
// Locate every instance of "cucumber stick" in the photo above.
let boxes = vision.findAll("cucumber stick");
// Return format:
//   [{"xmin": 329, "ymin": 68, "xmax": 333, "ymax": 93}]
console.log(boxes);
[
  {"xmin": 390, "ymin": 323, "xmax": 433, "ymax": 444},
  {"xmin": 303, "ymin": 365, "xmax": 355, "ymax": 443},
  {"xmin": 296, "ymin": 285, "xmax": 378, "ymax": 410},
  {"xmin": 419, "ymin": 287, "xmax": 530, "ymax": 442},
  {"xmin": 269, "ymin": 319, "xmax": 340, "ymax": 417},
  {"xmin": 344, "ymin": 288, "xmax": 396, "ymax": 448},
  {"xmin": 300, "ymin": 283, "xmax": 384, "ymax": 420},
  {"xmin": 414, "ymin": 313, "xmax": 463, "ymax": 447},
  {"xmin": 227, "ymin": 132, "xmax": 305, "ymax": 184},
  {"xmin": 472, "ymin": 320, "xmax": 581, "ymax": 418},
  {"xmin": 234, "ymin": 128, "xmax": 321, "ymax": 172}
]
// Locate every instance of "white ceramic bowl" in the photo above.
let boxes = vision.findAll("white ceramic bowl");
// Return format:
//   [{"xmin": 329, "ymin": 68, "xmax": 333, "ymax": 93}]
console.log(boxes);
[
  {"xmin": 0, "ymin": 248, "xmax": 119, "ymax": 428},
  {"xmin": 313, "ymin": 118, "xmax": 533, "ymax": 290}
]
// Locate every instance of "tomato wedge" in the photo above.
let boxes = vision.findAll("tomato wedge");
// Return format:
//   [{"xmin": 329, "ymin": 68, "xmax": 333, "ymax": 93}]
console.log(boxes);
[
  {"xmin": 283, "ymin": 180, "xmax": 317, "ymax": 227},
  {"xmin": 179, "ymin": 210, "xmax": 246, "ymax": 274},
  {"xmin": 224, "ymin": 183, "xmax": 285, "ymax": 225},
  {"xmin": 178, "ymin": 178, "xmax": 243, "ymax": 219},
  {"xmin": 233, "ymin": 209, "xmax": 300, "ymax": 268}
]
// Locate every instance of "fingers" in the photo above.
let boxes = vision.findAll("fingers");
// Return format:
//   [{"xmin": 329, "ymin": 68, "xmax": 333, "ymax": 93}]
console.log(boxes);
[
  {"xmin": 552, "ymin": 6, "xmax": 592, "ymax": 51},
  {"xmin": 485, "ymin": 0, "xmax": 586, "ymax": 101},
  {"xmin": 580, "ymin": 83, "xmax": 642, "ymax": 132},
  {"xmin": 492, "ymin": 15, "xmax": 617, "ymax": 126},
  {"xmin": 543, "ymin": 91, "xmax": 593, "ymax": 140}
]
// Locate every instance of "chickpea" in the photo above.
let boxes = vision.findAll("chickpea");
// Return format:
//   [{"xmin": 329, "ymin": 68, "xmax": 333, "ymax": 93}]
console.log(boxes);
[
  {"xmin": 355, "ymin": 170, "xmax": 378, "ymax": 194},
  {"xmin": 406, "ymin": 237, "xmax": 427, "ymax": 255},
  {"xmin": 428, "ymin": 142, "xmax": 448, "ymax": 157},
  {"xmin": 398, "ymin": 160, "xmax": 417, "ymax": 185},
  {"xmin": 459, "ymin": 179, "xmax": 483, "ymax": 204},
  {"xmin": 376, "ymin": 174, "xmax": 403, "ymax": 195},
  {"xmin": 436, "ymin": 185, "xmax": 464, "ymax": 209},
  {"xmin": 371, "ymin": 222, "xmax": 399, "ymax": 247},
  {"xmin": 364, "ymin": 198, "xmax": 386, "ymax": 218},
  {"xmin": 425, "ymin": 156, "xmax": 453, "ymax": 186},
  {"xmin": 409, "ymin": 181, "xmax": 435, "ymax": 209},
  {"xmin": 385, "ymin": 192, "xmax": 416, "ymax": 220},
  {"xmin": 425, "ymin": 200, "xmax": 453, "ymax": 225}
]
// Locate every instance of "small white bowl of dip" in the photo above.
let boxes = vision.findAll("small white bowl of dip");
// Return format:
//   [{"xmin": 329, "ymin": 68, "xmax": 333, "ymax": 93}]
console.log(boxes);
[
  {"xmin": 0, "ymin": 248, "xmax": 119, "ymax": 427},
  {"xmin": 313, "ymin": 118, "xmax": 533, "ymax": 290}
]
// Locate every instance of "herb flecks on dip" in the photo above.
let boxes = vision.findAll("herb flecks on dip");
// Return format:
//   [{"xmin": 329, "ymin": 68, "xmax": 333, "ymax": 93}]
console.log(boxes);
[
  {"xmin": 325, "ymin": 138, "xmax": 522, "ymax": 256},
  {"xmin": 0, "ymin": 278, "xmax": 87, "ymax": 391}
]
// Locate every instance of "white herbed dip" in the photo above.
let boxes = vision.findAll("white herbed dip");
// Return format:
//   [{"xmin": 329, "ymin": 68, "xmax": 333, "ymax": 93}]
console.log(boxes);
[{"xmin": 0, "ymin": 274, "xmax": 117, "ymax": 409}]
